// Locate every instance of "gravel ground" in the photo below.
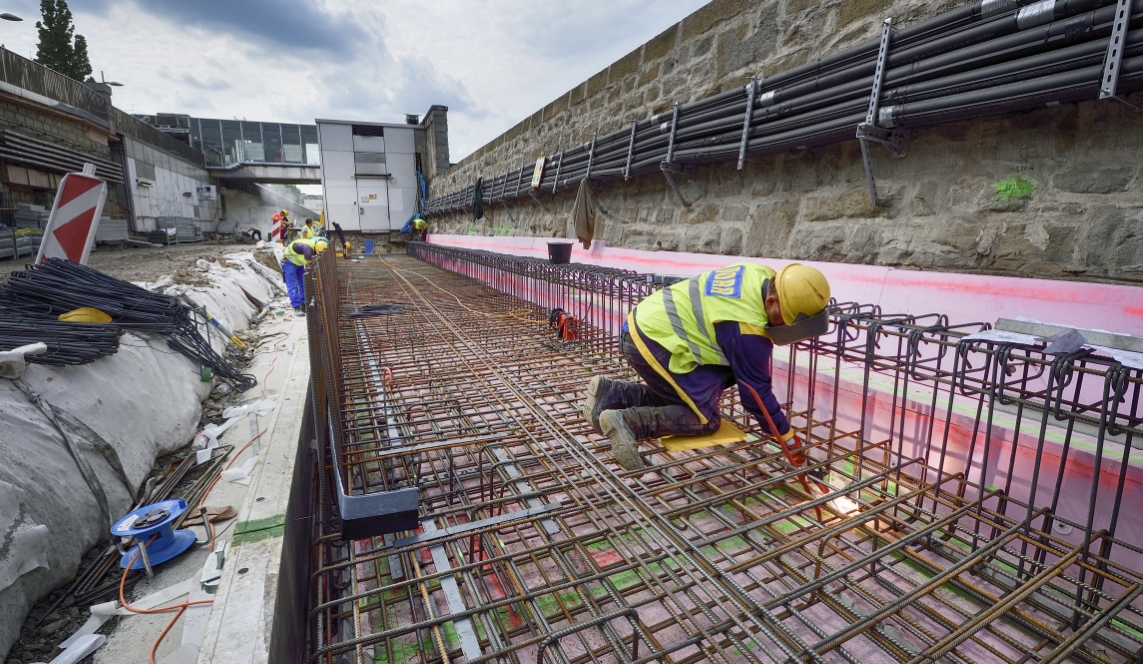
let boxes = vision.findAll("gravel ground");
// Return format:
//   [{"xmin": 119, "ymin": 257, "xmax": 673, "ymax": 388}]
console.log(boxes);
[{"xmin": 0, "ymin": 241, "xmax": 264, "ymax": 284}]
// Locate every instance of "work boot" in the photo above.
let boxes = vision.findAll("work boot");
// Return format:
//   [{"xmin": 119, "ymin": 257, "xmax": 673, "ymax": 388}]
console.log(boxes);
[
  {"xmin": 294, "ymin": 306, "xmax": 306, "ymax": 316},
  {"xmin": 599, "ymin": 409, "xmax": 645, "ymax": 472},
  {"xmin": 582, "ymin": 376, "xmax": 648, "ymax": 434},
  {"xmin": 582, "ymin": 376, "xmax": 612, "ymax": 434}
]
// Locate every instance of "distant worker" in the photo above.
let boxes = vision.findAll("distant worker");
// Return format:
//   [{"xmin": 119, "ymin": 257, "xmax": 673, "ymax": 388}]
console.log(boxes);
[
  {"xmin": 411, "ymin": 217, "xmax": 428, "ymax": 241},
  {"xmin": 300, "ymin": 217, "xmax": 317, "ymax": 239},
  {"xmin": 582, "ymin": 263, "xmax": 831, "ymax": 473},
  {"xmin": 281, "ymin": 236, "xmax": 329, "ymax": 314},
  {"xmin": 280, "ymin": 210, "xmax": 292, "ymax": 241}
]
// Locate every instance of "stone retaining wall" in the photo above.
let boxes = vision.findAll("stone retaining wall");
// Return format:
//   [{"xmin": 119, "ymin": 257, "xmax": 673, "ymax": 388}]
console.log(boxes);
[{"xmin": 426, "ymin": 0, "xmax": 1143, "ymax": 285}]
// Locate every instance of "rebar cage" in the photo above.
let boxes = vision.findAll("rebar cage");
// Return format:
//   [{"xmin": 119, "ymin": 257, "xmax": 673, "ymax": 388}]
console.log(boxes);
[{"xmin": 304, "ymin": 246, "xmax": 1143, "ymax": 664}]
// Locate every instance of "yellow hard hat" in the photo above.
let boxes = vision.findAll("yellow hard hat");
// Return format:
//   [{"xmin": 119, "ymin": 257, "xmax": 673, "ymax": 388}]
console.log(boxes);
[
  {"xmin": 59, "ymin": 307, "xmax": 112, "ymax": 324},
  {"xmin": 774, "ymin": 263, "xmax": 830, "ymax": 323},
  {"xmin": 314, "ymin": 237, "xmax": 330, "ymax": 253}
]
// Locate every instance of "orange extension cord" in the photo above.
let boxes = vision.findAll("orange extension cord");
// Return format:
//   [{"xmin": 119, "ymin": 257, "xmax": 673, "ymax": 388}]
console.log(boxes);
[{"xmin": 119, "ymin": 427, "xmax": 267, "ymax": 663}]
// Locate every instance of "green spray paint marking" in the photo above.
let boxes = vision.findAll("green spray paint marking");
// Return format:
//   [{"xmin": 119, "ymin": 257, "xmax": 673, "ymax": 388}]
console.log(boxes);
[
  {"xmin": 231, "ymin": 513, "xmax": 286, "ymax": 546},
  {"xmin": 994, "ymin": 177, "xmax": 1034, "ymax": 201}
]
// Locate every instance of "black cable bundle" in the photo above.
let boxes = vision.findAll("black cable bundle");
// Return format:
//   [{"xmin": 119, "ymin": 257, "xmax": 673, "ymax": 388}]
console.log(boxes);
[
  {"xmin": 0, "ymin": 259, "xmax": 258, "ymax": 391},
  {"xmin": 1, "ymin": 258, "xmax": 187, "ymax": 332},
  {"xmin": 0, "ymin": 318, "xmax": 122, "ymax": 365}
]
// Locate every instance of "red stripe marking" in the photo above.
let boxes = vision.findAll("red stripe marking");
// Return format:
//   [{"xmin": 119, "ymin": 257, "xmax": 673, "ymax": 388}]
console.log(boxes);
[
  {"xmin": 55, "ymin": 175, "xmax": 101, "ymax": 210},
  {"xmin": 51, "ymin": 206, "xmax": 97, "ymax": 261}
]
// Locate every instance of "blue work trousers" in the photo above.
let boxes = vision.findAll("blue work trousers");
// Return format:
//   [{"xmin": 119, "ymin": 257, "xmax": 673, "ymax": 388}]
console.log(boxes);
[{"xmin": 282, "ymin": 261, "xmax": 306, "ymax": 308}]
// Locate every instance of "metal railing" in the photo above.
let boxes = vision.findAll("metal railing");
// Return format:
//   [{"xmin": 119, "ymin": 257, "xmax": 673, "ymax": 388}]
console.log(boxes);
[{"xmin": 0, "ymin": 47, "xmax": 108, "ymax": 120}]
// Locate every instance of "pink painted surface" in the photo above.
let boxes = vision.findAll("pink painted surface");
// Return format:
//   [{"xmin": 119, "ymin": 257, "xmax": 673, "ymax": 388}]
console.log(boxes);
[{"xmin": 428, "ymin": 235, "xmax": 1143, "ymax": 335}]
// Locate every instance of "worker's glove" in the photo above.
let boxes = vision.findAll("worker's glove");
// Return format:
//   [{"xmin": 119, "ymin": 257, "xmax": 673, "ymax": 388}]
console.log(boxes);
[{"xmin": 783, "ymin": 431, "xmax": 807, "ymax": 466}]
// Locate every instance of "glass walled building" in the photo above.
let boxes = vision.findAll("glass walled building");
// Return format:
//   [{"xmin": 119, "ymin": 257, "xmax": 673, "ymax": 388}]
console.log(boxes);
[{"xmin": 135, "ymin": 114, "xmax": 320, "ymax": 167}]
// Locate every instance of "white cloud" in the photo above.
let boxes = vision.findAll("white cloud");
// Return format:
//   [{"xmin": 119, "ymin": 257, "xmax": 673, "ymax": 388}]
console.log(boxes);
[{"xmin": 0, "ymin": 0, "xmax": 708, "ymax": 160}]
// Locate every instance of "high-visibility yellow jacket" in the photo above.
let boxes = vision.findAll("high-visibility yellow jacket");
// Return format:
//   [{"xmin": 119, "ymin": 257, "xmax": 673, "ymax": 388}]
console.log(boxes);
[
  {"xmin": 412, "ymin": 218, "xmax": 427, "ymax": 231},
  {"xmin": 300, "ymin": 225, "xmax": 317, "ymax": 239},
  {"xmin": 284, "ymin": 238, "xmax": 322, "ymax": 266},
  {"xmin": 633, "ymin": 263, "xmax": 775, "ymax": 375}
]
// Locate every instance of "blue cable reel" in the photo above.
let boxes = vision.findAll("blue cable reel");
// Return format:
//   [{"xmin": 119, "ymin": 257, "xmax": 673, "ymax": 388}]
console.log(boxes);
[{"xmin": 110, "ymin": 499, "xmax": 197, "ymax": 570}]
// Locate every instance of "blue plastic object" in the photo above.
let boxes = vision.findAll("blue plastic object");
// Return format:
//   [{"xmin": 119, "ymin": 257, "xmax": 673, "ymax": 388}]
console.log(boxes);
[
  {"xmin": 363, "ymin": 239, "xmax": 375, "ymax": 255},
  {"xmin": 111, "ymin": 499, "xmax": 197, "ymax": 570}
]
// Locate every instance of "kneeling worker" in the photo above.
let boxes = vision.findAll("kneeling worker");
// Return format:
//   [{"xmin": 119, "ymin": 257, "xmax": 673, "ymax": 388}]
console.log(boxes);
[
  {"xmin": 583, "ymin": 262, "xmax": 830, "ymax": 472},
  {"xmin": 282, "ymin": 236, "xmax": 329, "ymax": 314}
]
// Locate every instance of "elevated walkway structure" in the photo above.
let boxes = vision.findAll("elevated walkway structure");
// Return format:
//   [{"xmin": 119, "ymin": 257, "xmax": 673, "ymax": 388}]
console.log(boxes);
[
  {"xmin": 281, "ymin": 246, "xmax": 1143, "ymax": 664},
  {"xmin": 207, "ymin": 162, "xmax": 321, "ymax": 185}
]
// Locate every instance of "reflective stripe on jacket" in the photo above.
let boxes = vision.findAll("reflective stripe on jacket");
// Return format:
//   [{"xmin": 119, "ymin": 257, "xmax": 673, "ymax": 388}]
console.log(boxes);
[
  {"xmin": 633, "ymin": 263, "xmax": 774, "ymax": 375},
  {"xmin": 284, "ymin": 238, "xmax": 320, "ymax": 266}
]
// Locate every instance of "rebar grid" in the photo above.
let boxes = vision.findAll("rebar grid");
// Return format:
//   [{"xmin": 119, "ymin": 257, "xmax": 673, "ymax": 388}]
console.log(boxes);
[{"xmin": 305, "ymin": 249, "xmax": 1143, "ymax": 664}]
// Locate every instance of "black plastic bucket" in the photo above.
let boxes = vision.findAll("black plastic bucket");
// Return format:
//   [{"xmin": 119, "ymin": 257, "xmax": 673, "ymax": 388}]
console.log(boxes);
[{"xmin": 548, "ymin": 242, "xmax": 573, "ymax": 264}]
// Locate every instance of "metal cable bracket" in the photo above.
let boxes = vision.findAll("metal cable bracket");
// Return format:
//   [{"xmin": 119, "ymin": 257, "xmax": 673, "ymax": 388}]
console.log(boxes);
[
  {"xmin": 585, "ymin": 131, "xmax": 598, "ymax": 181},
  {"xmin": 528, "ymin": 189, "xmax": 549, "ymax": 211},
  {"xmin": 623, "ymin": 120, "xmax": 638, "ymax": 180},
  {"xmin": 738, "ymin": 76, "xmax": 758, "ymax": 170},
  {"xmin": 660, "ymin": 103, "xmax": 693, "ymax": 207},
  {"xmin": 1099, "ymin": 0, "xmax": 1132, "ymax": 100},
  {"xmin": 857, "ymin": 18, "xmax": 911, "ymax": 206},
  {"xmin": 551, "ymin": 150, "xmax": 563, "ymax": 194}
]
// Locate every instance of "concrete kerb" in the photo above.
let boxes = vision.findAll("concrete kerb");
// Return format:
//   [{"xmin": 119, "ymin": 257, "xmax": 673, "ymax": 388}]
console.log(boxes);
[{"xmin": 195, "ymin": 318, "xmax": 310, "ymax": 664}]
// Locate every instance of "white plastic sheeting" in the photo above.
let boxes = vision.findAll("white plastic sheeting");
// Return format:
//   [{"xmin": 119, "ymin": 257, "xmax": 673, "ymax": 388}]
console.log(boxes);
[{"xmin": 0, "ymin": 251, "xmax": 285, "ymax": 660}]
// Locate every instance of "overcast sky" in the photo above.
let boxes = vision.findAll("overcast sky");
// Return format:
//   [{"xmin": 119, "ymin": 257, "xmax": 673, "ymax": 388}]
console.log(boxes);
[{"xmin": 0, "ymin": 0, "xmax": 708, "ymax": 163}]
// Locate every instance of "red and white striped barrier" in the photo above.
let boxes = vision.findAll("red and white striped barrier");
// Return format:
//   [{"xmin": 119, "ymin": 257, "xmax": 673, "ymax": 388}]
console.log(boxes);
[{"xmin": 35, "ymin": 164, "xmax": 107, "ymax": 266}]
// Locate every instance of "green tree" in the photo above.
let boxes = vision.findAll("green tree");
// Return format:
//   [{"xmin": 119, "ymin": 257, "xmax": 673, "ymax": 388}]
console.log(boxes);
[{"xmin": 34, "ymin": 0, "xmax": 92, "ymax": 80}]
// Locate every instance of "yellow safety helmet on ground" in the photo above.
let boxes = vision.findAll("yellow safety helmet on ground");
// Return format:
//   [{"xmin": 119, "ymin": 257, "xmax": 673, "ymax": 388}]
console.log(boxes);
[
  {"xmin": 59, "ymin": 307, "xmax": 112, "ymax": 323},
  {"xmin": 314, "ymin": 237, "xmax": 330, "ymax": 253},
  {"xmin": 768, "ymin": 264, "xmax": 831, "ymax": 345}
]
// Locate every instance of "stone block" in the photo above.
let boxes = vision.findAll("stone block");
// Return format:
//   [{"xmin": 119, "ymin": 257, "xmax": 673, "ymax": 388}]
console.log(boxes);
[
  {"xmin": 1084, "ymin": 207, "xmax": 1143, "ymax": 275},
  {"xmin": 587, "ymin": 70, "xmax": 608, "ymax": 98},
  {"xmin": 645, "ymin": 24, "xmax": 679, "ymax": 62},
  {"xmin": 802, "ymin": 187, "xmax": 884, "ymax": 221},
  {"xmin": 681, "ymin": 0, "xmax": 751, "ymax": 42},
  {"xmin": 638, "ymin": 63, "xmax": 662, "ymax": 88},
  {"xmin": 744, "ymin": 198, "xmax": 798, "ymax": 256},
  {"xmin": 691, "ymin": 35, "xmax": 715, "ymax": 61},
  {"xmin": 683, "ymin": 223, "xmax": 722, "ymax": 253},
  {"xmin": 718, "ymin": 10, "xmax": 778, "ymax": 78},
  {"xmin": 570, "ymin": 83, "xmax": 586, "ymax": 106},
  {"xmin": 682, "ymin": 203, "xmax": 721, "ymax": 225},
  {"xmin": 790, "ymin": 222, "xmax": 848, "ymax": 262},
  {"xmin": 1052, "ymin": 166, "xmax": 1135, "ymax": 194},
  {"xmin": 846, "ymin": 222, "xmax": 882, "ymax": 263},
  {"xmin": 910, "ymin": 180, "xmax": 938, "ymax": 217},
  {"xmin": 837, "ymin": 0, "xmax": 894, "ymax": 30},
  {"xmin": 542, "ymin": 95, "xmax": 566, "ymax": 122},
  {"xmin": 785, "ymin": 0, "xmax": 821, "ymax": 16},
  {"xmin": 610, "ymin": 47, "xmax": 642, "ymax": 83},
  {"xmin": 720, "ymin": 226, "xmax": 744, "ymax": 255}
]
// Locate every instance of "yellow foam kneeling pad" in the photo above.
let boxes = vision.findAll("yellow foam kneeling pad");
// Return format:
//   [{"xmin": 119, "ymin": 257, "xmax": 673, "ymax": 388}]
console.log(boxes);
[{"xmin": 661, "ymin": 419, "xmax": 747, "ymax": 451}]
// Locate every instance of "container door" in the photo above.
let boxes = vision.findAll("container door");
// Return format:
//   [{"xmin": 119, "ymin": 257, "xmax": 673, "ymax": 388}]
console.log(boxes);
[{"xmin": 355, "ymin": 179, "xmax": 390, "ymax": 232}]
